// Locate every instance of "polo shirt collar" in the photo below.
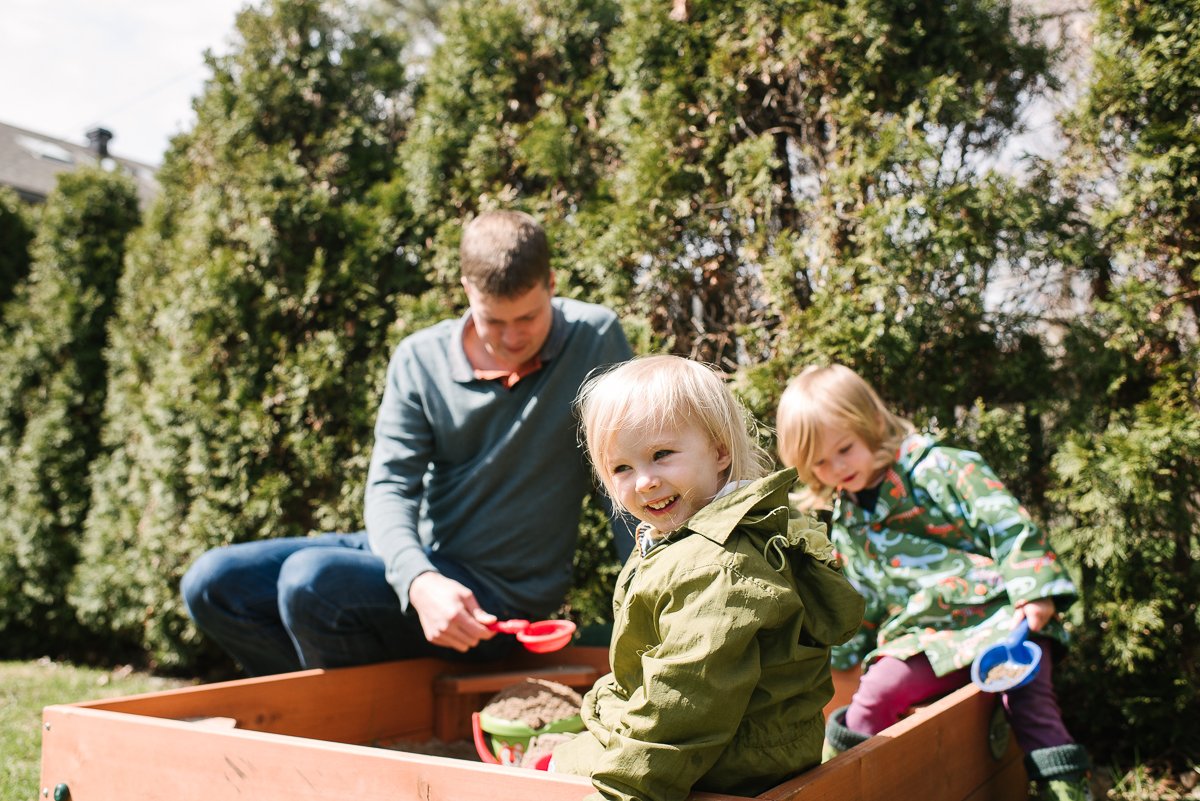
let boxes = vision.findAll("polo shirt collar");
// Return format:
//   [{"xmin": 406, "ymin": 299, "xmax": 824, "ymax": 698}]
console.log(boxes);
[{"xmin": 449, "ymin": 298, "xmax": 567, "ymax": 383}]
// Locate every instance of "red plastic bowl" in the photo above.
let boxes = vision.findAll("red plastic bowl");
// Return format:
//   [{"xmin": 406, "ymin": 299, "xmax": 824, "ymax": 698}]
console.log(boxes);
[{"xmin": 516, "ymin": 619, "xmax": 576, "ymax": 653}]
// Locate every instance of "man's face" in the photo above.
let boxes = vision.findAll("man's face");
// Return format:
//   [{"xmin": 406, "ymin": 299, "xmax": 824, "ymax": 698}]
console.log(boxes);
[{"xmin": 462, "ymin": 275, "xmax": 555, "ymax": 371}]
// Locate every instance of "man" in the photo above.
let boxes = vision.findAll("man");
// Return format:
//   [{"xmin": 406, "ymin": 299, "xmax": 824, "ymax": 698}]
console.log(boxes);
[{"xmin": 182, "ymin": 210, "xmax": 633, "ymax": 675}]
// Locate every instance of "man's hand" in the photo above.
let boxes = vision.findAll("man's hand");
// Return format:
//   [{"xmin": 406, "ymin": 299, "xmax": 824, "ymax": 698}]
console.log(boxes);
[
  {"xmin": 408, "ymin": 572, "xmax": 497, "ymax": 652},
  {"xmin": 1015, "ymin": 597, "xmax": 1056, "ymax": 632}
]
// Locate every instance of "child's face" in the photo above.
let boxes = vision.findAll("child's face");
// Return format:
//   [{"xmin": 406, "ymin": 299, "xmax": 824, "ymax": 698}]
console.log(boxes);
[
  {"xmin": 604, "ymin": 420, "xmax": 731, "ymax": 534},
  {"xmin": 810, "ymin": 423, "xmax": 880, "ymax": 494}
]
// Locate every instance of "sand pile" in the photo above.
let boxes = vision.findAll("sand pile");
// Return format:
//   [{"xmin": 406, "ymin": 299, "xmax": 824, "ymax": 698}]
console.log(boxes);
[{"xmin": 481, "ymin": 678, "xmax": 583, "ymax": 729}]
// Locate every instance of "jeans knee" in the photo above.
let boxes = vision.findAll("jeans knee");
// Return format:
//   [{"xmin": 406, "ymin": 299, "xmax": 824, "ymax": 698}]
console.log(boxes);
[
  {"xmin": 181, "ymin": 548, "xmax": 226, "ymax": 622},
  {"xmin": 276, "ymin": 550, "xmax": 338, "ymax": 624}
]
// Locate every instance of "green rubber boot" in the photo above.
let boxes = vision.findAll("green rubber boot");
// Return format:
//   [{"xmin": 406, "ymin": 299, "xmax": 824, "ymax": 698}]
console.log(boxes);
[
  {"xmin": 1025, "ymin": 744, "xmax": 1093, "ymax": 801},
  {"xmin": 822, "ymin": 705, "xmax": 870, "ymax": 762}
]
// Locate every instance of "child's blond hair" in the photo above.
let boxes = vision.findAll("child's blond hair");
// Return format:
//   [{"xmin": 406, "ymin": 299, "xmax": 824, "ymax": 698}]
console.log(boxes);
[
  {"xmin": 776, "ymin": 364, "xmax": 914, "ymax": 509},
  {"xmin": 577, "ymin": 355, "xmax": 772, "ymax": 513}
]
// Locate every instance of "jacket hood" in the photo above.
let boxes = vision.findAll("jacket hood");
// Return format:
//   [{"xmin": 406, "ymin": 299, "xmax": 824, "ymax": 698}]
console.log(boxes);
[
  {"xmin": 689, "ymin": 468, "xmax": 864, "ymax": 648},
  {"xmin": 687, "ymin": 469, "xmax": 798, "ymax": 546}
]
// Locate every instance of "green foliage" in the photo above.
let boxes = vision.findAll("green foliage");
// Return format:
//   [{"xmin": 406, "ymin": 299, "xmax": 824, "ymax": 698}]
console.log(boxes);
[
  {"xmin": 568, "ymin": 494, "xmax": 627, "ymax": 628},
  {"xmin": 70, "ymin": 0, "xmax": 414, "ymax": 668},
  {"xmin": 1084, "ymin": 0, "xmax": 1200, "ymax": 290},
  {"xmin": 1049, "ymin": 372, "xmax": 1200, "ymax": 757},
  {"xmin": 1040, "ymin": 0, "xmax": 1200, "ymax": 764},
  {"xmin": 1046, "ymin": 279, "xmax": 1200, "ymax": 758},
  {"xmin": 0, "ymin": 169, "xmax": 140, "ymax": 655},
  {"xmin": 0, "ymin": 187, "xmax": 34, "ymax": 316}
]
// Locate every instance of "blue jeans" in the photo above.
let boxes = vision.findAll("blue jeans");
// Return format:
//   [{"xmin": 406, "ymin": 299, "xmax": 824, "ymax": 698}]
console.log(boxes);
[{"xmin": 181, "ymin": 532, "xmax": 521, "ymax": 676}]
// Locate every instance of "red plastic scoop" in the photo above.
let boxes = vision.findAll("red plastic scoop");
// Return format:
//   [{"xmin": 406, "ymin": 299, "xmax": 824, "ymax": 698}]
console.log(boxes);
[{"xmin": 486, "ymin": 618, "xmax": 576, "ymax": 653}]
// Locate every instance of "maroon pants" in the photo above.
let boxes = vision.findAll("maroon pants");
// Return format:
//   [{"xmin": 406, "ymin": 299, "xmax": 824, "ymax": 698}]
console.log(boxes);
[{"xmin": 844, "ymin": 642, "xmax": 1073, "ymax": 753}]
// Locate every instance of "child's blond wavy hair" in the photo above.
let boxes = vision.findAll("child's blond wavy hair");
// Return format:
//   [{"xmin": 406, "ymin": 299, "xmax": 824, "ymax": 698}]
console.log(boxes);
[
  {"xmin": 776, "ymin": 364, "xmax": 914, "ymax": 510},
  {"xmin": 576, "ymin": 355, "xmax": 772, "ymax": 513}
]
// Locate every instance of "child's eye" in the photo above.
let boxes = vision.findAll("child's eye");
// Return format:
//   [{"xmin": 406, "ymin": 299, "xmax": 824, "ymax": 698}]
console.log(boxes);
[
  {"xmin": 612, "ymin": 464, "xmax": 631, "ymax": 474},
  {"xmin": 653, "ymin": 449, "xmax": 674, "ymax": 460},
  {"xmin": 839, "ymin": 444, "xmax": 852, "ymax": 455}
]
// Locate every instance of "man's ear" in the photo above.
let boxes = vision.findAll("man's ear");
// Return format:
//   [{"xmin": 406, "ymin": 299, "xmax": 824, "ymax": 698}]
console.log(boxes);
[{"xmin": 547, "ymin": 271, "xmax": 557, "ymax": 295}]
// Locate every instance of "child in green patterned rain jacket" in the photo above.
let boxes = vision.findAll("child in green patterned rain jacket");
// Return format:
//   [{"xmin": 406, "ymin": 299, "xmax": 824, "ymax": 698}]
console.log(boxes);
[
  {"xmin": 551, "ymin": 355, "xmax": 865, "ymax": 801},
  {"xmin": 776, "ymin": 364, "xmax": 1091, "ymax": 801}
]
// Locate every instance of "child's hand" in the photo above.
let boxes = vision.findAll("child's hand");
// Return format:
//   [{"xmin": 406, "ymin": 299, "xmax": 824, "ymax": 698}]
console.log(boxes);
[{"xmin": 1015, "ymin": 598, "xmax": 1056, "ymax": 632}]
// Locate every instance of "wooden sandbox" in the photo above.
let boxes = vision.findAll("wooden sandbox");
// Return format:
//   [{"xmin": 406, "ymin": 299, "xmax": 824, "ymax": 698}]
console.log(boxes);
[{"xmin": 40, "ymin": 645, "xmax": 1027, "ymax": 800}]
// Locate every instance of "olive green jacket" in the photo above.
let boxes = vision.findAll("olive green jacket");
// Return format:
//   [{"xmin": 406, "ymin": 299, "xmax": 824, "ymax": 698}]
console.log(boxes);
[{"xmin": 553, "ymin": 469, "xmax": 865, "ymax": 801}]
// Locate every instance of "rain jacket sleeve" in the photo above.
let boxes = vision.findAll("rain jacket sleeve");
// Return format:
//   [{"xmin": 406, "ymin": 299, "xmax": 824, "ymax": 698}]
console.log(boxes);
[{"xmin": 909, "ymin": 446, "xmax": 1077, "ymax": 611}]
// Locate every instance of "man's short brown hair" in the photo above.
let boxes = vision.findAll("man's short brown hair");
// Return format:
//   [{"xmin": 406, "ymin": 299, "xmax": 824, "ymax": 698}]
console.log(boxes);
[{"xmin": 460, "ymin": 210, "xmax": 551, "ymax": 297}]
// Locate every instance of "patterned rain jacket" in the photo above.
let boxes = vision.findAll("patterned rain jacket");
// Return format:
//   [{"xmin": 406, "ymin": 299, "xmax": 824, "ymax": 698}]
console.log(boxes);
[
  {"xmin": 552, "ymin": 469, "xmax": 864, "ymax": 801},
  {"xmin": 824, "ymin": 433, "xmax": 1077, "ymax": 677}
]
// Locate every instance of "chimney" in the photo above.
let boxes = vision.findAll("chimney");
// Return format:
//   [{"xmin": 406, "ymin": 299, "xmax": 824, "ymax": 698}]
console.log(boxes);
[{"xmin": 86, "ymin": 127, "xmax": 113, "ymax": 159}]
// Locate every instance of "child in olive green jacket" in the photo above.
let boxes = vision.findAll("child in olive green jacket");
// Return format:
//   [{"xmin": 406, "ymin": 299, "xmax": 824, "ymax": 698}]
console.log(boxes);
[{"xmin": 552, "ymin": 356, "xmax": 864, "ymax": 801}]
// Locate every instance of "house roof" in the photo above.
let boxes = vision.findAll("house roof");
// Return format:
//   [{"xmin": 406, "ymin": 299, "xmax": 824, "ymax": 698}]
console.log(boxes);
[{"xmin": 0, "ymin": 119, "xmax": 159, "ymax": 207}]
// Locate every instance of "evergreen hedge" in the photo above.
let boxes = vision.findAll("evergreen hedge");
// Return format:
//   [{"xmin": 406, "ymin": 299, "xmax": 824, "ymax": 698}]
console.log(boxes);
[
  {"xmin": 0, "ymin": 186, "xmax": 34, "ymax": 316},
  {"xmin": 0, "ymin": 169, "xmax": 140, "ymax": 655},
  {"xmin": 70, "ymin": 0, "xmax": 414, "ymax": 668}
]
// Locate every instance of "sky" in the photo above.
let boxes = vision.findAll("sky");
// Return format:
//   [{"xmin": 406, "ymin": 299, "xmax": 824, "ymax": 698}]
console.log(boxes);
[{"xmin": 0, "ymin": 0, "xmax": 250, "ymax": 166}]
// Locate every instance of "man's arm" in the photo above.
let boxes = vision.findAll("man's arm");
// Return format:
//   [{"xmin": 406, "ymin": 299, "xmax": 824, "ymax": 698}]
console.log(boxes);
[
  {"xmin": 364, "ymin": 340, "xmax": 437, "ymax": 611},
  {"xmin": 364, "ymin": 339, "xmax": 497, "ymax": 652}
]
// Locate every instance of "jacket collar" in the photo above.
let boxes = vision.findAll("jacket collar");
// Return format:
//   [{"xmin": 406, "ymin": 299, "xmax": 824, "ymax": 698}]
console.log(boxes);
[
  {"xmin": 684, "ymin": 468, "xmax": 798, "ymax": 546},
  {"xmin": 834, "ymin": 432, "xmax": 936, "ymax": 525}
]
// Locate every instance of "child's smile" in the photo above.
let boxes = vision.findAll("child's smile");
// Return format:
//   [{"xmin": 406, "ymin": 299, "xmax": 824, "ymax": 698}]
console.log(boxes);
[{"xmin": 605, "ymin": 421, "xmax": 731, "ymax": 534}]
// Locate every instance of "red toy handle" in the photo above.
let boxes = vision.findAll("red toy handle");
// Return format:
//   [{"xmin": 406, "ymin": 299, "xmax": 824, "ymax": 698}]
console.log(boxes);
[{"xmin": 471, "ymin": 712, "xmax": 501, "ymax": 764}]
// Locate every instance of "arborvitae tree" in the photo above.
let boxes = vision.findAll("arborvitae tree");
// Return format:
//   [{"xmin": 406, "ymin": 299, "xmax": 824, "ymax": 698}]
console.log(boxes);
[
  {"xmin": 71, "ymin": 0, "xmax": 414, "ymax": 668},
  {"xmin": 0, "ymin": 186, "xmax": 35, "ymax": 315},
  {"xmin": 1043, "ymin": 0, "xmax": 1200, "ymax": 761},
  {"xmin": 405, "ymin": 0, "xmax": 1062, "ymax": 419},
  {"xmin": 0, "ymin": 169, "xmax": 140, "ymax": 655},
  {"xmin": 607, "ymin": 0, "xmax": 1060, "ymax": 424}
]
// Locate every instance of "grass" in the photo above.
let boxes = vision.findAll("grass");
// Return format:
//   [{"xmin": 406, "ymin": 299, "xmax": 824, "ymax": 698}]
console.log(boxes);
[{"xmin": 1, "ymin": 659, "xmax": 192, "ymax": 801}]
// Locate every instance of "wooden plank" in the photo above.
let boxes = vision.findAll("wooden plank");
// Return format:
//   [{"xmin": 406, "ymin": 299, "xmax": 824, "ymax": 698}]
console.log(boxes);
[
  {"xmin": 75, "ymin": 660, "xmax": 444, "ymax": 744},
  {"xmin": 39, "ymin": 704, "xmax": 754, "ymax": 801},
  {"xmin": 74, "ymin": 646, "xmax": 613, "ymax": 745},
  {"xmin": 960, "ymin": 756, "xmax": 1029, "ymax": 801},
  {"xmin": 434, "ymin": 664, "xmax": 599, "ymax": 695},
  {"xmin": 757, "ymin": 685, "xmax": 1025, "ymax": 801},
  {"xmin": 40, "ymin": 644, "xmax": 1024, "ymax": 801}
]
